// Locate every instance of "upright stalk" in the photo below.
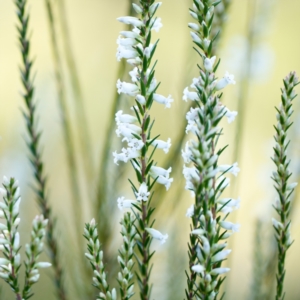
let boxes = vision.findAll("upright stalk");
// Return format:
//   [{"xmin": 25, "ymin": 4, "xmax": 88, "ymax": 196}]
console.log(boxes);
[
  {"xmin": 14, "ymin": 1, "xmax": 67, "ymax": 299},
  {"xmin": 183, "ymin": 1, "xmax": 239, "ymax": 298},
  {"xmin": 271, "ymin": 72, "xmax": 298, "ymax": 300},
  {"xmin": 114, "ymin": 1, "xmax": 173, "ymax": 299}
]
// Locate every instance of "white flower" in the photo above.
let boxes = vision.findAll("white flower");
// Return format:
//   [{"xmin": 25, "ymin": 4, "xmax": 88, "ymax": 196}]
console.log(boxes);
[
  {"xmin": 117, "ymin": 79, "xmax": 139, "ymax": 96},
  {"xmin": 13, "ymin": 232, "xmax": 20, "ymax": 250},
  {"xmin": 117, "ymin": 197, "xmax": 136, "ymax": 211},
  {"xmin": 204, "ymin": 56, "xmax": 216, "ymax": 72},
  {"xmin": 115, "ymin": 110, "xmax": 137, "ymax": 125},
  {"xmin": 218, "ymin": 162, "xmax": 240, "ymax": 177},
  {"xmin": 287, "ymin": 182, "xmax": 298, "ymax": 191},
  {"xmin": 181, "ymin": 142, "xmax": 193, "ymax": 164},
  {"xmin": 218, "ymin": 197, "xmax": 241, "ymax": 213},
  {"xmin": 136, "ymin": 94, "xmax": 146, "ymax": 105},
  {"xmin": 132, "ymin": 3, "xmax": 143, "ymax": 14},
  {"xmin": 190, "ymin": 32, "xmax": 201, "ymax": 44},
  {"xmin": 191, "ymin": 264, "xmax": 205, "ymax": 273},
  {"xmin": 135, "ymin": 182, "xmax": 150, "ymax": 201},
  {"xmin": 220, "ymin": 221, "xmax": 240, "ymax": 232},
  {"xmin": 145, "ymin": 228, "xmax": 168, "ymax": 244},
  {"xmin": 186, "ymin": 107, "xmax": 200, "ymax": 122},
  {"xmin": 149, "ymin": 2, "xmax": 162, "ymax": 15},
  {"xmin": 224, "ymin": 107, "xmax": 238, "ymax": 124},
  {"xmin": 191, "ymin": 228, "xmax": 206, "ymax": 235},
  {"xmin": 150, "ymin": 166, "xmax": 171, "ymax": 178},
  {"xmin": 153, "ymin": 94, "xmax": 173, "ymax": 108},
  {"xmin": 127, "ymin": 147, "xmax": 141, "ymax": 160},
  {"xmin": 129, "ymin": 67, "xmax": 139, "ymax": 82},
  {"xmin": 120, "ymin": 30, "xmax": 140, "ymax": 39},
  {"xmin": 117, "ymin": 16, "xmax": 144, "ymax": 27},
  {"xmin": 211, "ymin": 249, "xmax": 231, "ymax": 263},
  {"xmin": 127, "ymin": 138, "xmax": 144, "ymax": 150},
  {"xmin": 151, "ymin": 17, "xmax": 163, "ymax": 32},
  {"xmin": 144, "ymin": 45, "xmax": 153, "ymax": 59},
  {"xmin": 186, "ymin": 205, "xmax": 194, "ymax": 218},
  {"xmin": 210, "ymin": 268, "xmax": 230, "ymax": 276},
  {"xmin": 156, "ymin": 176, "xmax": 173, "ymax": 191},
  {"xmin": 116, "ymin": 45, "xmax": 138, "ymax": 62},
  {"xmin": 116, "ymin": 123, "xmax": 141, "ymax": 138},
  {"xmin": 183, "ymin": 87, "xmax": 198, "ymax": 101},
  {"xmin": 188, "ymin": 23, "xmax": 200, "ymax": 31},
  {"xmin": 183, "ymin": 165, "xmax": 199, "ymax": 182},
  {"xmin": 36, "ymin": 262, "xmax": 52, "ymax": 268},
  {"xmin": 117, "ymin": 36, "xmax": 138, "ymax": 47},
  {"xmin": 113, "ymin": 149, "xmax": 128, "ymax": 165},
  {"xmin": 216, "ymin": 71, "xmax": 236, "ymax": 90},
  {"xmin": 150, "ymin": 138, "xmax": 171, "ymax": 153}
]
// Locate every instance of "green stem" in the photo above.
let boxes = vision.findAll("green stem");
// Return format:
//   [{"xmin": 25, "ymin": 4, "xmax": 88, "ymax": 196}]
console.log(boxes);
[{"xmin": 14, "ymin": 1, "xmax": 67, "ymax": 299}]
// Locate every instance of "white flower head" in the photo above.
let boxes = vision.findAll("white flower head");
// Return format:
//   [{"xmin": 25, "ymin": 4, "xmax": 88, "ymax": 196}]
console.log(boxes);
[
  {"xmin": 127, "ymin": 138, "xmax": 144, "ymax": 150},
  {"xmin": 156, "ymin": 175, "xmax": 173, "ymax": 191},
  {"xmin": 135, "ymin": 182, "xmax": 150, "ymax": 201},
  {"xmin": 151, "ymin": 17, "xmax": 163, "ymax": 32},
  {"xmin": 150, "ymin": 166, "xmax": 172, "ymax": 179},
  {"xmin": 115, "ymin": 110, "xmax": 137, "ymax": 125},
  {"xmin": 186, "ymin": 204, "xmax": 194, "ymax": 218},
  {"xmin": 136, "ymin": 94, "xmax": 146, "ymax": 105},
  {"xmin": 129, "ymin": 67, "xmax": 139, "ymax": 82},
  {"xmin": 183, "ymin": 87, "xmax": 199, "ymax": 102},
  {"xmin": 113, "ymin": 149, "xmax": 128, "ymax": 165},
  {"xmin": 220, "ymin": 221, "xmax": 240, "ymax": 233},
  {"xmin": 150, "ymin": 138, "xmax": 171, "ymax": 153},
  {"xmin": 117, "ymin": 197, "xmax": 136, "ymax": 211},
  {"xmin": 181, "ymin": 142, "xmax": 193, "ymax": 164},
  {"xmin": 117, "ymin": 16, "xmax": 143, "ymax": 27},
  {"xmin": 145, "ymin": 228, "xmax": 168, "ymax": 244},
  {"xmin": 223, "ymin": 107, "xmax": 238, "ymax": 124},
  {"xmin": 218, "ymin": 162, "xmax": 240, "ymax": 177},
  {"xmin": 204, "ymin": 56, "xmax": 216, "ymax": 72},
  {"xmin": 116, "ymin": 45, "xmax": 138, "ymax": 62},
  {"xmin": 153, "ymin": 94, "xmax": 173, "ymax": 108},
  {"xmin": 216, "ymin": 71, "xmax": 236, "ymax": 90},
  {"xmin": 191, "ymin": 264, "xmax": 205, "ymax": 274},
  {"xmin": 190, "ymin": 32, "xmax": 201, "ymax": 44},
  {"xmin": 117, "ymin": 79, "xmax": 139, "ymax": 96}
]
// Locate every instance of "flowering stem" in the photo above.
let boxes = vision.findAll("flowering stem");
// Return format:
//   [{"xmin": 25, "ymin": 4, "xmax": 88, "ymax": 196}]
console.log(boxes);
[
  {"xmin": 13, "ymin": 1, "xmax": 67, "ymax": 299},
  {"xmin": 272, "ymin": 72, "xmax": 299, "ymax": 300}
]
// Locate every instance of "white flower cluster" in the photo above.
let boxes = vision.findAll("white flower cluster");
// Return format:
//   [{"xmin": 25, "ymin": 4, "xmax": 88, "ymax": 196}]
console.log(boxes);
[
  {"xmin": 0, "ymin": 177, "xmax": 50, "ymax": 297},
  {"xmin": 84, "ymin": 219, "xmax": 117, "ymax": 300}
]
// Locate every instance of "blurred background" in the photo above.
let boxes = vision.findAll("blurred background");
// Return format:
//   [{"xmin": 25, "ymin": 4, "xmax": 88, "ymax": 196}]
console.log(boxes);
[{"xmin": 1, "ymin": 0, "xmax": 300, "ymax": 299}]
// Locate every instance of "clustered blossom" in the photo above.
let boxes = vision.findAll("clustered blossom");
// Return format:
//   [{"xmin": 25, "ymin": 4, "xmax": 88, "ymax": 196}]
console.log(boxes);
[
  {"xmin": 84, "ymin": 219, "xmax": 117, "ymax": 300},
  {"xmin": 0, "ymin": 177, "xmax": 50, "ymax": 299},
  {"xmin": 183, "ymin": 1, "xmax": 240, "ymax": 298},
  {"xmin": 114, "ymin": 3, "xmax": 172, "ymax": 297}
]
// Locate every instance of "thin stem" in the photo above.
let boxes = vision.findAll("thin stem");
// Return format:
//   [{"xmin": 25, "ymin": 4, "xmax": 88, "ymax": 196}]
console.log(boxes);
[
  {"xmin": 57, "ymin": 0, "xmax": 94, "ymax": 181},
  {"xmin": 14, "ymin": 1, "xmax": 67, "ymax": 299}
]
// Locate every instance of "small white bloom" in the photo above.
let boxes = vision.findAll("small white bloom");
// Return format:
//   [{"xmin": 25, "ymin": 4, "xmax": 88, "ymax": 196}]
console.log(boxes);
[
  {"xmin": 144, "ymin": 44, "xmax": 153, "ymax": 59},
  {"xmin": 188, "ymin": 23, "xmax": 200, "ymax": 31},
  {"xmin": 129, "ymin": 67, "xmax": 139, "ymax": 82},
  {"xmin": 210, "ymin": 268, "xmax": 230, "ymax": 276},
  {"xmin": 150, "ymin": 166, "xmax": 172, "ymax": 178},
  {"xmin": 117, "ymin": 79, "xmax": 139, "ymax": 96},
  {"xmin": 186, "ymin": 107, "xmax": 200, "ymax": 122},
  {"xmin": 220, "ymin": 221, "xmax": 240, "ymax": 233},
  {"xmin": 116, "ymin": 123, "xmax": 141, "ymax": 138},
  {"xmin": 211, "ymin": 249, "xmax": 231, "ymax": 263},
  {"xmin": 191, "ymin": 228, "xmax": 206, "ymax": 235},
  {"xmin": 127, "ymin": 138, "xmax": 144, "ymax": 150},
  {"xmin": 181, "ymin": 142, "xmax": 193, "ymax": 164},
  {"xmin": 204, "ymin": 56, "xmax": 216, "ymax": 72},
  {"xmin": 191, "ymin": 264, "xmax": 205, "ymax": 273},
  {"xmin": 117, "ymin": 197, "xmax": 136, "ymax": 211},
  {"xmin": 156, "ymin": 176, "xmax": 173, "ymax": 191},
  {"xmin": 150, "ymin": 138, "xmax": 171, "ymax": 153},
  {"xmin": 117, "ymin": 16, "xmax": 144, "ymax": 27},
  {"xmin": 29, "ymin": 274, "xmax": 40, "ymax": 283},
  {"xmin": 115, "ymin": 110, "xmax": 137, "ymax": 125},
  {"xmin": 117, "ymin": 36, "xmax": 138, "ymax": 47},
  {"xmin": 136, "ymin": 94, "xmax": 146, "ymax": 105},
  {"xmin": 223, "ymin": 107, "xmax": 238, "ymax": 124},
  {"xmin": 145, "ymin": 228, "xmax": 168, "ymax": 244},
  {"xmin": 0, "ymin": 258, "xmax": 9, "ymax": 266},
  {"xmin": 287, "ymin": 182, "xmax": 298, "ymax": 191},
  {"xmin": 135, "ymin": 182, "xmax": 150, "ymax": 201},
  {"xmin": 113, "ymin": 149, "xmax": 128, "ymax": 165},
  {"xmin": 120, "ymin": 30, "xmax": 140, "ymax": 39},
  {"xmin": 116, "ymin": 45, "xmax": 138, "ymax": 62},
  {"xmin": 36, "ymin": 262, "xmax": 52, "ymax": 268},
  {"xmin": 153, "ymin": 94, "xmax": 173, "ymax": 108},
  {"xmin": 216, "ymin": 71, "xmax": 236, "ymax": 90},
  {"xmin": 183, "ymin": 165, "xmax": 199, "ymax": 182},
  {"xmin": 218, "ymin": 162, "xmax": 240, "ymax": 176},
  {"xmin": 190, "ymin": 32, "xmax": 201, "ymax": 44},
  {"xmin": 149, "ymin": 2, "xmax": 162, "ymax": 15},
  {"xmin": 186, "ymin": 205, "xmax": 194, "ymax": 218},
  {"xmin": 126, "ymin": 147, "xmax": 141, "ymax": 160},
  {"xmin": 13, "ymin": 232, "xmax": 20, "ymax": 250},
  {"xmin": 151, "ymin": 17, "xmax": 163, "ymax": 32},
  {"xmin": 132, "ymin": 3, "xmax": 143, "ymax": 14},
  {"xmin": 183, "ymin": 87, "xmax": 198, "ymax": 101}
]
